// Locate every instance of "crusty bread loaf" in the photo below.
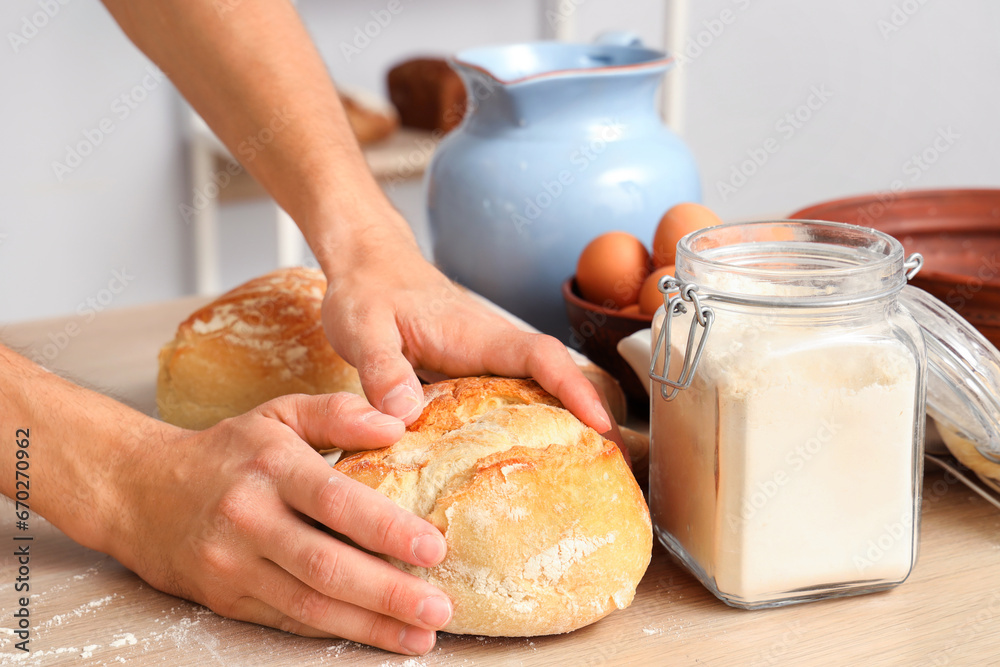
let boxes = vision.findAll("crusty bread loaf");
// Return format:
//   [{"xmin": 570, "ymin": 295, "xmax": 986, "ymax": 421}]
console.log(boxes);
[
  {"xmin": 335, "ymin": 377, "xmax": 652, "ymax": 637},
  {"xmin": 340, "ymin": 91, "xmax": 398, "ymax": 145},
  {"xmin": 157, "ymin": 267, "xmax": 364, "ymax": 429},
  {"xmin": 936, "ymin": 420, "xmax": 1000, "ymax": 489},
  {"xmin": 387, "ymin": 58, "xmax": 467, "ymax": 133}
]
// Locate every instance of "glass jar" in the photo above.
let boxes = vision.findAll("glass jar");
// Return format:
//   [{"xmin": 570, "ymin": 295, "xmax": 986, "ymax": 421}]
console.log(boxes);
[{"xmin": 649, "ymin": 220, "xmax": 926, "ymax": 609}]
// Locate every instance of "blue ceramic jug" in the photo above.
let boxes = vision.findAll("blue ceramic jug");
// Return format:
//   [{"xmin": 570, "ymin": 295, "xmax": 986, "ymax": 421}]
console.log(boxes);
[{"xmin": 426, "ymin": 34, "xmax": 700, "ymax": 339}]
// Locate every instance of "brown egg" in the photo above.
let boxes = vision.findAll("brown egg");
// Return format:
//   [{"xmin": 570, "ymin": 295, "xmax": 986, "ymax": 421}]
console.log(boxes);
[
  {"xmin": 652, "ymin": 203, "xmax": 723, "ymax": 268},
  {"xmin": 618, "ymin": 303, "xmax": 643, "ymax": 317},
  {"xmin": 576, "ymin": 232, "xmax": 650, "ymax": 309},
  {"xmin": 639, "ymin": 265, "xmax": 677, "ymax": 315}
]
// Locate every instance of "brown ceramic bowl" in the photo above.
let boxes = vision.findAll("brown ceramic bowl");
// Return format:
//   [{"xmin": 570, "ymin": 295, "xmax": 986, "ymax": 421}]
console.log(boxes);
[
  {"xmin": 790, "ymin": 189, "xmax": 1000, "ymax": 349},
  {"xmin": 562, "ymin": 277, "xmax": 654, "ymax": 409}
]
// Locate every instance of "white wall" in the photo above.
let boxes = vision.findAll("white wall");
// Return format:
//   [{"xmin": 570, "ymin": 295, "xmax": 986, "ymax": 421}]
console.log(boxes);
[
  {"xmin": 2, "ymin": 0, "xmax": 998, "ymax": 323},
  {"xmin": 0, "ymin": 0, "xmax": 189, "ymax": 323},
  {"xmin": 677, "ymin": 0, "xmax": 1000, "ymax": 220}
]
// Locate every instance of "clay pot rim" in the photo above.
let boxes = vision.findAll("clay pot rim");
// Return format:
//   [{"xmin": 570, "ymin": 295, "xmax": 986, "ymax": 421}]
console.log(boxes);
[
  {"xmin": 790, "ymin": 188, "xmax": 1000, "ymax": 288},
  {"xmin": 562, "ymin": 277, "xmax": 654, "ymax": 323}
]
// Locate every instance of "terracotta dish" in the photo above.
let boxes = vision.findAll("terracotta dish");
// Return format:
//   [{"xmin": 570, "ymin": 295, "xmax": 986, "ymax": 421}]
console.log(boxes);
[
  {"xmin": 791, "ymin": 189, "xmax": 1000, "ymax": 348},
  {"xmin": 563, "ymin": 277, "xmax": 653, "ymax": 408}
]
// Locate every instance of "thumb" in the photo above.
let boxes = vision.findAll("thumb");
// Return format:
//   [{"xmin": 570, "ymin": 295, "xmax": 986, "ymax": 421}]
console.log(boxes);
[
  {"xmin": 351, "ymin": 324, "xmax": 425, "ymax": 425},
  {"xmin": 376, "ymin": 374, "xmax": 425, "ymax": 425},
  {"xmin": 254, "ymin": 392, "xmax": 405, "ymax": 451}
]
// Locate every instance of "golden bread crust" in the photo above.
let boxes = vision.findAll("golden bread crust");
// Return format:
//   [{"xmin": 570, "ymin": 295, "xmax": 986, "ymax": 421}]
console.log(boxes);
[
  {"xmin": 336, "ymin": 377, "xmax": 652, "ymax": 636},
  {"xmin": 341, "ymin": 92, "xmax": 398, "ymax": 144},
  {"xmin": 157, "ymin": 267, "xmax": 364, "ymax": 429}
]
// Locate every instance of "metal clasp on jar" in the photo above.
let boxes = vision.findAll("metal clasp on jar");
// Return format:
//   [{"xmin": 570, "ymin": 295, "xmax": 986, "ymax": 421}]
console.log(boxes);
[
  {"xmin": 649, "ymin": 276, "xmax": 715, "ymax": 402},
  {"xmin": 904, "ymin": 253, "xmax": 923, "ymax": 280},
  {"xmin": 648, "ymin": 253, "xmax": 924, "ymax": 402}
]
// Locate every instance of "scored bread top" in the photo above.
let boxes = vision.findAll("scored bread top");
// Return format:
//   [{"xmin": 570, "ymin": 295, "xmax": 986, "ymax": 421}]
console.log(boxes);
[
  {"xmin": 157, "ymin": 267, "xmax": 364, "ymax": 429},
  {"xmin": 408, "ymin": 376, "xmax": 562, "ymax": 437},
  {"xmin": 335, "ymin": 377, "xmax": 652, "ymax": 636},
  {"xmin": 337, "ymin": 377, "xmax": 570, "ymax": 514},
  {"xmin": 340, "ymin": 378, "xmax": 596, "ymax": 519}
]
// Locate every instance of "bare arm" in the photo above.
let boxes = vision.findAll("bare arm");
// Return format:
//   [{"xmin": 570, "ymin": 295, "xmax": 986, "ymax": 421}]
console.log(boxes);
[
  {"xmin": 0, "ymin": 343, "xmax": 451, "ymax": 654},
  {"xmin": 99, "ymin": 0, "xmax": 612, "ymax": 433},
  {"xmin": 102, "ymin": 0, "xmax": 389, "ymax": 248}
]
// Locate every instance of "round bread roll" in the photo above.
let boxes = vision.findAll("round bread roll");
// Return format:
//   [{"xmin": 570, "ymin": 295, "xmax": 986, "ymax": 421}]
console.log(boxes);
[
  {"xmin": 340, "ymin": 90, "xmax": 398, "ymax": 145},
  {"xmin": 936, "ymin": 420, "xmax": 1000, "ymax": 490},
  {"xmin": 335, "ymin": 377, "xmax": 652, "ymax": 637},
  {"xmin": 157, "ymin": 267, "xmax": 364, "ymax": 429}
]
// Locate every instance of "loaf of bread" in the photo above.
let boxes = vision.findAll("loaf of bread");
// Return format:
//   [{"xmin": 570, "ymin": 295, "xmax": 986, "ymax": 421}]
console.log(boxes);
[
  {"xmin": 157, "ymin": 268, "xmax": 364, "ymax": 429},
  {"xmin": 335, "ymin": 376, "xmax": 652, "ymax": 637},
  {"xmin": 936, "ymin": 420, "xmax": 1000, "ymax": 490},
  {"xmin": 340, "ymin": 90, "xmax": 398, "ymax": 145},
  {"xmin": 387, "ymin": 58, "xmax": 467, "ymax": 133}
]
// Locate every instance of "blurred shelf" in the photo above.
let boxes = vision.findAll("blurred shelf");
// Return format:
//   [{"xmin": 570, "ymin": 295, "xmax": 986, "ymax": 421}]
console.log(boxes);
[
  {"xmin": 188, "ymin": 112, "xmax": 438, "ymax": 294},
  {"xmin": 191, "ymin": 114, "xmax": 437, "ymax": 204}
]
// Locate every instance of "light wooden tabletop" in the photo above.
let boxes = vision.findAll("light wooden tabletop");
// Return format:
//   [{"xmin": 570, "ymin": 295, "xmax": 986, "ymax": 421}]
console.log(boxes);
[{"xmin": 1, "ymin": 298, "xmax": 999, "ymax": 666}]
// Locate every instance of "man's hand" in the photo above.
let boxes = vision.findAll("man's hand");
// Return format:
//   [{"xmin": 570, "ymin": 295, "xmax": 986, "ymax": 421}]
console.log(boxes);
[
  {"xmin": 98, "ymin": 0, "xmax": 613, "ymax": 437},
  {"xmin": 110, "ymin": 393, "xmax": 453, "ymax": 655},
  {"xmin": 318, "ymin": 222, "xmax": 613, "ymax": 434}
]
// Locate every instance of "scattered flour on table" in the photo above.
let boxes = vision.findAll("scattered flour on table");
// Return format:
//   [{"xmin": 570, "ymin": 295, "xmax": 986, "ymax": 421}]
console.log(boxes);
[
  {"xmin": 110, "ymin": 632, "xmax": 138, "ymax": 648},
  {"xmin": 44, "ymin": 594, "xmax": 119, "ymax": 628},
  {"xmin": 642, "ymin": 626, "xmax": 664, "ymax": 636},
  {"xmin": 139, "ymin": 615, "xmax": 221, "ymax": 659},
  {"xmin": 325, "ymin": 640, "xmax": 367, "ymax": 657}
]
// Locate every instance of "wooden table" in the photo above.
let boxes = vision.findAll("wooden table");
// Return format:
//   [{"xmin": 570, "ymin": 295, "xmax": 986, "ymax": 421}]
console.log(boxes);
[{"xmin": 2, "ymin": 299, "xmax": 999, "ymax": 666}]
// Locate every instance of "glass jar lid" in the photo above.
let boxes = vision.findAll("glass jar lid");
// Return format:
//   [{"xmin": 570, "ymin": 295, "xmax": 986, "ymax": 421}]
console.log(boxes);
[{"xmin": 900, "ymin": 286, "xmax": 1000, "ymax": 476}]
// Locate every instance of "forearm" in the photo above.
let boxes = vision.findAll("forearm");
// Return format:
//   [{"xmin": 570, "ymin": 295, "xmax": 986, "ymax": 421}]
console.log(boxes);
[
  {"xmin": 0, "ymin": 344, "xmax": 160, "ymax": 555},
  {"xmin": 100, "ymin": 0, "xmax": 416, "ymax": 274}
]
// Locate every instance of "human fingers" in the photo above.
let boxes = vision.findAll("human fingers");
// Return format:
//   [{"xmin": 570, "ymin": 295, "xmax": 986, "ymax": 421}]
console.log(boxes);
[
  {"xmin": 254, "ymin": 392, "xmax": 404, "ymax": 451},
  {"xmin": 279, "ymin": 451, "xmax": 447, "ymax": 569},
  {"xmin": 472, "ymin": 329, "xmax": 613, "ymax": 434},
  {"xmin": 227, "ymin": 559, "xmax": 439, "ymax": 655},
  {"xmin": 258, "ymin": 509, "xmax": 452, "ymax": 631},
  {"xmin": 401, "ymin": 300, "xmax": 612, "ymax": 433},
  {"xmin": 324, "ymin": 304, "xmax": 425, "ymax": 426}
]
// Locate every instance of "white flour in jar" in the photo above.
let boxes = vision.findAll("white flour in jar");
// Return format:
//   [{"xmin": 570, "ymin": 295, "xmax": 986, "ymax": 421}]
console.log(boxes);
[{"xmin": 651, "ymin": 312, "xmax": 919, "ymax": 604}]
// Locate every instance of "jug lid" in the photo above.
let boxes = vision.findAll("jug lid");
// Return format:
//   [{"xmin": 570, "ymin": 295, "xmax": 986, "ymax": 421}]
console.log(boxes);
[{"xmin": 901, "ymin": 286, "xmax": 1000, "ymax": 481}]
